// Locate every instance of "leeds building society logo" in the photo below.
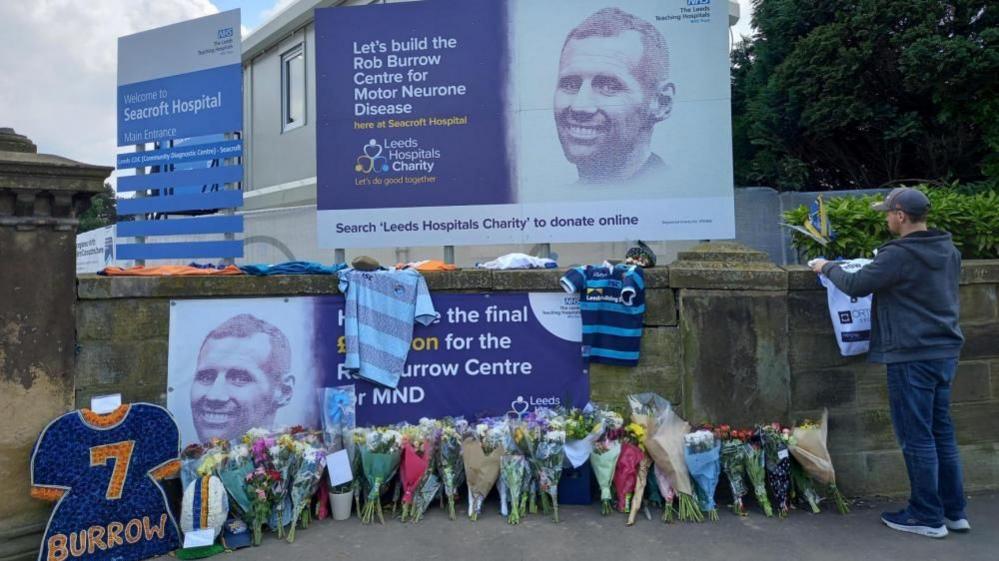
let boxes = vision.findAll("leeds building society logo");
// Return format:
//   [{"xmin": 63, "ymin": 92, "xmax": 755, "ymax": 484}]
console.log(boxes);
[{"xmin": 355, "ymin": 139, "xmax": 390, "ymax": 174}]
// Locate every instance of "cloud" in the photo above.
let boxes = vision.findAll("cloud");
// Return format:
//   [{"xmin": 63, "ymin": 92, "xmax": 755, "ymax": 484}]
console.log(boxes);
[
  {"xmin": 255, "ymin": 0, "xmax": 298, "ymax": 31},
  {"xmin": 0, "ymin": 0, "xmax": 219, "ymax": 175}
]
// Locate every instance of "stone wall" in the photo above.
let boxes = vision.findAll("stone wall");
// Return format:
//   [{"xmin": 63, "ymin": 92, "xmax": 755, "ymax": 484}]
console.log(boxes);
[
  {"xmin": 0, "ymin": 128, "xmax": 110, "ymax": 561},
  {"xmin": 73, "ymin": 244, "xmax": 999, "ymax": 496}
]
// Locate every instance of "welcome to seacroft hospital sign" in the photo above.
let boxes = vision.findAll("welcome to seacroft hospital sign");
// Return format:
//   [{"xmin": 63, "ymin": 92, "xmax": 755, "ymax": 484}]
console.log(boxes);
[{"xmin": 114, "ymin": 10, "xmax": 244, "ymax": 262}]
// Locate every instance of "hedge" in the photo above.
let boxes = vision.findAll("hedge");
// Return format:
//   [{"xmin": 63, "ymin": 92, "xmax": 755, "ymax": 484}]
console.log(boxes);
[{"xmin": 783, "ymin": 187, "xmax": 999, "ymax": 260}]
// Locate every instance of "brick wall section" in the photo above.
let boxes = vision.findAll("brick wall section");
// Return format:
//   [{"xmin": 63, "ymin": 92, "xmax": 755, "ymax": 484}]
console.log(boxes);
[{"xmin": 75, "ymin": 248, "xmax": 999, "ymax": 496}]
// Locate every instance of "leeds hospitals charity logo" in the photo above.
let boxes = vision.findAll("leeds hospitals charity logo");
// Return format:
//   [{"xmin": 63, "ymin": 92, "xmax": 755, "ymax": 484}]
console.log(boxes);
[{"xmin": 355, "ymin": 139, "xmax": 390, "ymax": 174}]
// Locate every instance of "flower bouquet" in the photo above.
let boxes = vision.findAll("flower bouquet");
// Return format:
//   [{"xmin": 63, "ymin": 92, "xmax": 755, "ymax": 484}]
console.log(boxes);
[
  {"xmin": 195, "ymin": 438, "xmax": 229, "ymax": 479},
  {"xmin": 349, "ymin": 428, "xmax": 365, "ymax": 517},
  {"xmin": 321, "ymin": 385, "xmax": 356, "ymax": 452},
  {"xmin": 625, "ymin": 422, "xmax": 652, "ymax": 526},
  {"xmin": 218, "ymin": 443, "xmax": 254, "ymax": 520},
  {"xmin": 760, "ymin": 424, "xmax": 792, "ymax": 518},
  {"xmin": 359, "ymin": 427, "xmax": 403, "ymax": 524},
  {"xmin": 405, "ymin": 419, "xmax": 443, "ymax": 522},
  {"xmin": 399, "ymin": 423, "xmax": 434, "ymax": 522},
  {"xmin": 790, "ymin": 410, "xmax": 849, "ymax": 514},
  {"xmin": 180, "ymin": 443, "xmax": 205, "ymax": 491},
  {"xmin": 641, "ymin": 404, "xmax": 700, "ymax": 522},
  {"xmin": 243, "ymin": 465, "xmax": 279, "ymax": 546},
  {"xmin": 268, "ymin": 434, "xmax": 300, "ymax": 537},
  {"xmin": 463, "ymin": 420, "xmax": 504, "ymax": 521},
  {"xmin": 501, "ymin": 421, "xmax": 533, "ymax": 524},
  {"xmin": 534, "ymin": 425, "xmax": 566, "ymax": 522},
  {"xmin": 286, "ymin": 445, "xmax": 326, "ymax": 542},
  {"xmin": 718, "ymin": 427, "xmax": 751, "ymax": 516},
  {"xmin": 499, "ymin": 452, "xmax": 529, "ymax": 524},
  {"xmin": 743, "ymin": 439, "xmax": 774, "ymax": 517},
  {"xmin": 436, "ymin": 419, "xmax": 467, "ymax": 520},
  {"xmin": 613, "ymin": 423, "xmax": 645, "ymax": 514},
  {"xmin": 590, "ymin": 424, "xmax": 622, "ymax": 516},
  {"xmin": 684, "ymin": 429, "xmax": 721, "ymax": 521},
  {"xmin": 653, "ymin": 464, "xmax": 678, "ymax": 522},
  {"xmin": 562, "ymin": 406, "xmax": 601, "ymax": 469}
]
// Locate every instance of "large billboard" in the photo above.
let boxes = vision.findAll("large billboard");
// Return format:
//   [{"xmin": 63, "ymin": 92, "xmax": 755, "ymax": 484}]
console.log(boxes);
[
  {"xmin": 167, "ymin": 294, "xmax": 587, "ymax": 446},
  {"xmin": 316, "ymin": 0, "xmax": 734, "ymax": 247}
]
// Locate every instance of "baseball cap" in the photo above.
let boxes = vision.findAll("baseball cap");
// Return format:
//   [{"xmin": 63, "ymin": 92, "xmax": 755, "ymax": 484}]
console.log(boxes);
[
  {"xmin": 872, "ymin": 187, "xmax": 930, "ymax": 215},
  {"xmin": 220, "ymin": 517, "xmax": 251, "ymax": 550},
  {"xmin": 351, "ymin": 255, "xmax": 381, "ymax": 271}
]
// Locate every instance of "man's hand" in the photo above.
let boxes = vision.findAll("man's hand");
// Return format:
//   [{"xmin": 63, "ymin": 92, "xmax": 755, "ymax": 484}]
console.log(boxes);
[{"xmin": 809, "ymin": 258, "xmax": 830, "ymax": 274}]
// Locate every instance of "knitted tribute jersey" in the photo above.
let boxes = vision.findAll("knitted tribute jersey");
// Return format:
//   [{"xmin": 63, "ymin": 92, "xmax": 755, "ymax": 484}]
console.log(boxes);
[
  {"xmin": 560, "ymin": 264, "xmax": 646, "ymax": 366},
  {"xmin": 30, "ymin": 404, "xmax": 182, "ymax": 561}
]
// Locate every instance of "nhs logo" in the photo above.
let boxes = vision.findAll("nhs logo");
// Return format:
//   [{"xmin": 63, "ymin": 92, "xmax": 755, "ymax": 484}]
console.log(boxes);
[
  {"xmin": 217, "ymin": 27, "xmax": 234, "ymax": 40},
  {"xmin": 687, "ymin": 0, "xmax": 711, "ymax": 5}
]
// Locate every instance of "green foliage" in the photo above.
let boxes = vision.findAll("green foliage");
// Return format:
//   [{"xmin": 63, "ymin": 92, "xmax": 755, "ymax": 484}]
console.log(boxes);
[
  {"xmin": 732, "ymin": 0, "xmax": 999, "ymax": 190},
  {"xmin": 784, "ymin": 187, "xmax": 999, "ymax": 259},
  {"xmin": 78, "ymin": 183, "xmax": 117, "ymax": 233}
]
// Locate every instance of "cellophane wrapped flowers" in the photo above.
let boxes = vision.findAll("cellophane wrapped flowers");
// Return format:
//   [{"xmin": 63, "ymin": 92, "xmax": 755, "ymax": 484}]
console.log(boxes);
[
  {"xmin": 791, "ymin": 410, "xmax": 849, "ymax": 514},
  {"xmin": 462, "ymin": 419, "xmax": 504, "ymax": 521},
  {"xmin": 760, "ymin": 424, "xmax": 792, "ymax": 518},
  {"xmin": 718, "ymin": 427, "xmax": 751, "ymax": 516},
  {"xmin": 359, "ymin": 427, "xmax": 402, "ymax": 524},
  {"xmin": 437, "ymin": 418, "xmax": 467, "ymax": 520},
  {"xmin": 684, "ymin": 429, "xmax": 721, "ymax": 521}
]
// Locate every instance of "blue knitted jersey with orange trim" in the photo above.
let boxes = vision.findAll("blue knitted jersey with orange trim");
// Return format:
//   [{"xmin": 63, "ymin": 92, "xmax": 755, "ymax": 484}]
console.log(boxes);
[{"xmin": 30, "ymin": 404, "xmax": 181, "ymax": 561}]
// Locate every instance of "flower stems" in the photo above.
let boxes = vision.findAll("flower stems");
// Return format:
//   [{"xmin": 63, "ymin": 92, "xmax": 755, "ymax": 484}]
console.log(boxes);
[{"xmin": 831, "ymin": 485, "xmax": 850, "ymax": 514}]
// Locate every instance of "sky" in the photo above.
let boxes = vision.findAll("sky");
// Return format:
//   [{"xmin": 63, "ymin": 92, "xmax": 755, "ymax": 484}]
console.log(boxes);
[{"xmin": 0, "ymin": 0, "xmax": 755, "ymax": 173}]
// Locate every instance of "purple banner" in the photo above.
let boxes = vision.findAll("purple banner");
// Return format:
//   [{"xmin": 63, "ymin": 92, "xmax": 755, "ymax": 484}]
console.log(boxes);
[
  {"xmin": 314, "ymin": 292, "xmax": 588, "ymax": 425},
  {"xmin": 315, "ymin": 0, "xmax": 511, "ymax": 210}
]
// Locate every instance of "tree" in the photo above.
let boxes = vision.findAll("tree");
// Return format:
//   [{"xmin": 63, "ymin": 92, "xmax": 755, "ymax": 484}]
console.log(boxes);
[
  {"xmin": 732, "ymin": 0, "xmax": 999, "ymax": 191},
  {"xmin": 78, "ymin": 183, "xmax": 117, "ymax": 233}
]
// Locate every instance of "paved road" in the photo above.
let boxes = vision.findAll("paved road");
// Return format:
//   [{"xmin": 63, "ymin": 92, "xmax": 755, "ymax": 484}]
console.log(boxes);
[{"xmin": 184, "ymin": 493, "xmax": 997, "ymax": 561}]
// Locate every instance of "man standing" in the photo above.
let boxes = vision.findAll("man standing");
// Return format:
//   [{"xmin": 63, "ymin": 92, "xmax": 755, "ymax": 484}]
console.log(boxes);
[
  {"xmin": 553, "ymin": 8, "xmax": 674, "ymax": 185},
  {"xmin": 810, "ymin": 188, "xmax": 968, "ymax": 538},
  {"xmin": 190, "ymin": 314, "xmax": 295, "ymax": 442}
]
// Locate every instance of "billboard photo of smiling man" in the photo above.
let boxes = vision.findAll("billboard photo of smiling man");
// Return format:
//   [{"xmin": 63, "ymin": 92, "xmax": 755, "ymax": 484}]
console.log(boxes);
[
  {"xmin": 553, "ymin": 7, "xmax": 674, "ymax": 185},
  {"xmin": 510, "ymin": 0, "xmax": 733, "ymax": 215}
]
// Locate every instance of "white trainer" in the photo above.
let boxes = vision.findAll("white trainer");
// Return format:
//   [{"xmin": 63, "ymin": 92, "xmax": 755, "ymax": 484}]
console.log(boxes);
[{"xmin": 945, "ymin": 518, "xmax": 970, "ymax": 532}]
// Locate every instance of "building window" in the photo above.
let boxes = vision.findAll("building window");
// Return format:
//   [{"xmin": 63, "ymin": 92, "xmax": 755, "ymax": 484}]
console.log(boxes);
[{"xmin": 281, "ymin": 44, "xmax": 305, "ymax": 132}]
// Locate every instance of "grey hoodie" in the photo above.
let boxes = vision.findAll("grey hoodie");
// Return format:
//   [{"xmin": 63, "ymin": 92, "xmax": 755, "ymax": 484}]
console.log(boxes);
[{"xmin": 821, "ymin": 230, "xmax": 964, "ymax": 363}]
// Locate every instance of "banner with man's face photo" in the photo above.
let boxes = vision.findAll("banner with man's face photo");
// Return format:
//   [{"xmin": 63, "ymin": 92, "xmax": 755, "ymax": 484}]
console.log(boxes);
[
  {"xmin": 168, "ymin": 298, "xmax": 319, "ymax": 446},
  {"xmin": 167, "ymin": 294, "xmax": 589, "ymax": 446}
]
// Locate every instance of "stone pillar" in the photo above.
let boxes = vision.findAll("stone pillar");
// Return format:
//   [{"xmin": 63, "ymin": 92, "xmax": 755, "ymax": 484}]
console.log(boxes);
[
  {"xmin": 0, "ymin": 129, "xmax": 111, "ymax": 561},
  {"xmin": 669, "ymin": 242, "xmax": 791, "ymax": 426}
]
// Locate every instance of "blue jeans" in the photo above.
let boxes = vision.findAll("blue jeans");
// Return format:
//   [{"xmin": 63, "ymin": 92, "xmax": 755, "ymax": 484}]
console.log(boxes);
[{"xmin": 886, "ymin": 358, "xmax": 966, "ymax": 525}]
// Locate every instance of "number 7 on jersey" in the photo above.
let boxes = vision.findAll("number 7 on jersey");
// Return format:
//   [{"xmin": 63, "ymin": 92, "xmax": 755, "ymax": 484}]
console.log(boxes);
[{"xmin": 90, "ymin": 441, "xmax": 135, "ymax": 500}]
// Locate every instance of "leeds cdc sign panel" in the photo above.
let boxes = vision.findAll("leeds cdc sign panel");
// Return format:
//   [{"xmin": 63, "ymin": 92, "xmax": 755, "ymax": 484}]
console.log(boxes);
[{"xmin": 316, "ymin": 0, "xmax": 734, "ymax": 247}]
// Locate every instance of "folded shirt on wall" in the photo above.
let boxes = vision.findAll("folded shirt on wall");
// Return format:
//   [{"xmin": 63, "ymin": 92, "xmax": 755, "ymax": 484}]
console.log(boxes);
[
  {"xmin": 99, "ymin": 265, "xmax": 244, "ymax": 276},
  {"xmin": 239, "ymin": 261, "xmax": 346, "ymax": 276},
  {"xmin": 476, "ymin": 253, "xmax": 557, "ymax": 270},
  {"xmin": 395, "ymin": 260, "xmax": 457, "ymax": 272}
]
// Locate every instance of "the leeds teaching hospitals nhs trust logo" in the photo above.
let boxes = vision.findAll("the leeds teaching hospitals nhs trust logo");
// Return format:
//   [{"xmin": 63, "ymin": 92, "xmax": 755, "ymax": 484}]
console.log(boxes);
[{"xmin": 355, "ymin": 139, "xmax": 390, "ymax": 174}]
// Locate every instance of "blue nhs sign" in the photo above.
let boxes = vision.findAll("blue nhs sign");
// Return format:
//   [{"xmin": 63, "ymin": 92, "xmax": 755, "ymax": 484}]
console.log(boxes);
[
  {"xmin": 688, "ymin": 0, "xmax": 710, "ymax": 5},
  {"xmin": 217, "ymin": 27, "xmax": 234, "ymax": 40}
]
